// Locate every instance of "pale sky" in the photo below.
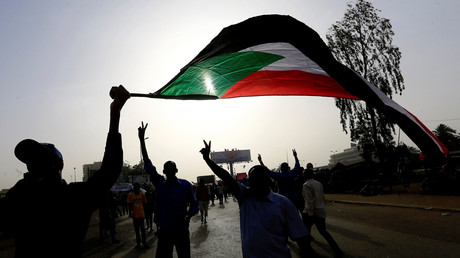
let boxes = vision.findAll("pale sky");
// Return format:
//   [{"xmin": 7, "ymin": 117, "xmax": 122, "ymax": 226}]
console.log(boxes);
[{"xmin": 1, "ymin": 0, "xmax": 459, "ymax": 189}]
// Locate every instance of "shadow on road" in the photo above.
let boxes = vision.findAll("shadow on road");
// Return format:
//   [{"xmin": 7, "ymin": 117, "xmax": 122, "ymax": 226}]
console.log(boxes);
[
  {"xmin": 191, "ymin": 224, "xmax": 210, "ymax": 248},
  {"xmin": 327, "ymin": 224, "xmax": 385, "ymax": 247}
]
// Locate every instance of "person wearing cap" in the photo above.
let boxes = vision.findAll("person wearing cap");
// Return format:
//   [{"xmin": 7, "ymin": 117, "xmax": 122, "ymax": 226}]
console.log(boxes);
[
  {"xmin": 0, "ymin": 85, "xmax": 130, "ymax": 257},
  {"xmin": 138, "ymin": 121, "xmax": 198, "ymax": 258},
  {"xmin": 200, "ymin": 140, "xmax": 312, "ymax": 258}
]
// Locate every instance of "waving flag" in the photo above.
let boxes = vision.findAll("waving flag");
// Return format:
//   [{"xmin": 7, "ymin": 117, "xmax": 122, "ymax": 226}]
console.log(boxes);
[{"xmin": 134, "ymin": 14, "xmax": 448, "ymax": 162}]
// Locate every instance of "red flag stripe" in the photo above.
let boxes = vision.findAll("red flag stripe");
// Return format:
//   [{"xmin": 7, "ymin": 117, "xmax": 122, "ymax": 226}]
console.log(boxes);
[{"xmin": 221, "ymin": 70, "xmax": 359, "ymax": 99}]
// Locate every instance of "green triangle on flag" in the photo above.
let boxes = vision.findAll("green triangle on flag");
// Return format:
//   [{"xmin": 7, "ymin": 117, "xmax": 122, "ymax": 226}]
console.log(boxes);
[{"xmin": 158, "ymin": 51, "xmax": 283, "ymax": 98}]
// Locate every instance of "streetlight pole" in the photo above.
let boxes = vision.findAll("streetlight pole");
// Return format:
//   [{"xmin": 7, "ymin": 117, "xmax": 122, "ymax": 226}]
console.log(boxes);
[{"xmin": 74, "ymin": 167, "xmax": 76, "ymax": 182}]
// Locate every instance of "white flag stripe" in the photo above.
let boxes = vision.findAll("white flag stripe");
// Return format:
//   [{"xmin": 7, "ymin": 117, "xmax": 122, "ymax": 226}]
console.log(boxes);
[{"xmin": 240, "ymin": 42, "xmax": 329, "ymax": 76}]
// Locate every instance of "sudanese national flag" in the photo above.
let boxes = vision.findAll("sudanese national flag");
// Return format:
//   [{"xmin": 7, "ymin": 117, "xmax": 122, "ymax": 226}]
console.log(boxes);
[{"xmin": 141, "ymin": 15, "xmax": 448, "ymax": 162}]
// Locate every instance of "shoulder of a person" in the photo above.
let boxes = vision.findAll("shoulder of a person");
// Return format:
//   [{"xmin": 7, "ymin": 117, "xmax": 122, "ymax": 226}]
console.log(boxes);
[{"xmin": 178, "ymin": 178, "xmax": 192, "ymax": 185}]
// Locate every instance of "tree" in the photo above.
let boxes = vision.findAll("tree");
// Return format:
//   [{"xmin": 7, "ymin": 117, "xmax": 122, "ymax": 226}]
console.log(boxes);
[
  {"xmin": 119, "ymin": 161, "xmax": 146, "ymax": 183},
  {"xmin": 326, "ymin": 0, "xmax": 404, "ymax": 162},
  {"xmin": 433, "ymin": 124, "xmax": 460, "ymax": 151}
]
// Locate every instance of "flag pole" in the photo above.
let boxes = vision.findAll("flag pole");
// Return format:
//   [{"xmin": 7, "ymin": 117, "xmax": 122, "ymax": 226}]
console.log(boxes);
[
  {"xmin": 128, "ymin": 93, "xmax": 219, "ymax": 100},
  {"xmin": 130, "ymin": 93, "xmax": 156, "ymax": 98}
]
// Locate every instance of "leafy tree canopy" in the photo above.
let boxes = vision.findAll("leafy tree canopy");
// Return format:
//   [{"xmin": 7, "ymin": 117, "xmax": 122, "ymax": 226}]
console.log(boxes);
[
  {"xmin": 433, "ymin": 124, "xmax": 460, "ymax": 151},
  {"xmin": 326, "ymin": 0, "xmax": 404, "ymax": 161}
]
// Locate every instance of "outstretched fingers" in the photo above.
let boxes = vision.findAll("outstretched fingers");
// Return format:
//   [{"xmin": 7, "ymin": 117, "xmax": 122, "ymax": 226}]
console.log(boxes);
[
  {"xmin": 138, "ymin": 121, "xmax": 148, "ymax": 139},
  {"xmin": 200, "ymin": 140, "xmax": 211, "ymax": 156}
]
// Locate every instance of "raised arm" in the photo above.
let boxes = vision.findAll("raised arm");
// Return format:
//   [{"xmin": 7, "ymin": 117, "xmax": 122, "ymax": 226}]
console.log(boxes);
[
  {"xmin": 138, "ymin": 121, "xmax": 149, "ymax": 161},
  {"xmin": 86, "ymin": 85, "xmax": 130, "ymax": 200},
  {"xmin": 292, "ymin": 149, "xmax": 299, "ymax": 165},
  {"xmin": 109, "ymin": 85, "xmax": 130, "ymax": 134},
  {"xmin": 291, "ymin": 149, "xmax": 300, "ymax": 173},
  {"xmin": 200, "ymin": 140, "xmax": 240, "ymax": 198},
  {"xmin": 138, "ymin": 122, "xmax": 161, "ymax": 184},
  {"xmin": 257, "ymin": 154, "xmax": 265, "ymax": 167}
]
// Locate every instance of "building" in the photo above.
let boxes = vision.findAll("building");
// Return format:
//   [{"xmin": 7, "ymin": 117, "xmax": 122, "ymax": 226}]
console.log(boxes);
[
  {"xmin": 82, "ymin": 162, "xmax": 102, "ymax": 182},
  {"xmin": 329, "ymin": 146, "xmax": 366, "ymax": 168},
  {"xmin": 328, "ymin": 145, "xmax": 381, "ymax": 169}
]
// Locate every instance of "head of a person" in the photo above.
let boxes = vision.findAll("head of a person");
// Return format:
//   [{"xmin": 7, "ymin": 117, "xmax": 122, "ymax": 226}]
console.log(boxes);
[
  {"xmin": 163, "ymin": 160, "xmax": 178, "ymax": 178},
  {"xmin": 280, "ymin": 162, "xmax": 290, "ymax": 172},
  {"xmin": 306, "ymin": 163, "xmax": 313, "ymax": 170},
  {"xmin": 248, "ymin": 165, "xmax": 271, "ymax": 196},
  {"xmin": 304, "ymin": 168, "xmax": 315, "ymax": 180},
  {"xmin": 295, "ymin": 166, "xmax": 304, "ymax": 178},
  {"xmin": 133, "ymin": 182, "xmax": 141, "ymax": 194},
  {"xmin": 15, "ymin": 139, "xmax": 64, "ymax": 183}
]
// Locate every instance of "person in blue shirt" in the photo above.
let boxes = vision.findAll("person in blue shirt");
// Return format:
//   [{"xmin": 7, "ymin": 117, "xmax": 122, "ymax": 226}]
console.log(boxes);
[
  {"xmin": 258, "ymin": 150, "xmax": 300, "ymax": 207},
  {"xmin": 200, "ymin": 140, "xmax": 312, "ymax": 258},
  {"xmin": 138, "ymin": 122, "xmax": 198, "ymax": 258}
]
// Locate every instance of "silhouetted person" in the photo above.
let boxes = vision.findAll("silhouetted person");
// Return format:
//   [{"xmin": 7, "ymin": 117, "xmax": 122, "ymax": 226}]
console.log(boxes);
[
  {"xmin": 99, "ymin": 191, "xmax": 120, "ymax": 244},
  {"xmin": 0, "ymin": 85, "xmax": 130, "ymax": 257},
  {"xmin": 294, "ymin": 166, "xmax": 306, "ymax": 212},
  {"xmin": 258, "ymin": 150, "xmax": 300, "ymax": 207},
  {"xmin": 138, "ymin": 122, "xmax": 198, "ymax": 258},
  {"xmin": 210, "ymin": 183, "xmax": 216, "ymax": 206},
  {"xmin": 196, "ymin": 180, "xmax": 209, "ymax": 223},
  {"xmin": 302, "ymin": 166, "xmax": 343, "ymax": 257},
  {"xmin": 126, "ymin": 182, "xmax": 148, "ymax": 249},
  {"xmin": 119, "ymin": 191, "xmax": 129, "ymax": 216},
  {"xmin": 144, "ymin": 185, "xmax": 155, "ymax": 232},
  {"xmin": 216, "ymin": 183, "xmax": 224, "ymax": 206},
  {"xmin": 201, "ymin": 140, "xmax": 312, "ymax": 257},
  {"xmin": 398, "ymin": 157, "xmax": 410, "ymax": 188}
]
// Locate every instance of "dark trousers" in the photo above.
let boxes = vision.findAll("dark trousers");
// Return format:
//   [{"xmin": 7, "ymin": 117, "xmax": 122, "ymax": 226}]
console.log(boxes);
[
  {"xmin": 156, "ymin": 229, "xmax": 190, "ymax": 258},
  {"xmin": 302, "ymin": 213, "xmax": 342, "ymax": 255},
  {"xmin": 217, "ymin": 194, "xmax": 223, "ymax": 205},
  {"xmin": 133, "ymin": 218, "xmax": 147, "ymax": 245}
]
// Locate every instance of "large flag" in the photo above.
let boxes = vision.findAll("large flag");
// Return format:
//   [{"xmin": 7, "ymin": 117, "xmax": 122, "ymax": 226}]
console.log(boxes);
[{"xmin": 142, "ymin": 14, "xmax": 448, "ymax": 162}]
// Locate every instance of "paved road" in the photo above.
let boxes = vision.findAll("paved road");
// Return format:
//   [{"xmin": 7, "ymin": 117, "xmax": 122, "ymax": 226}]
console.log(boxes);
[
  {"xmin": 82, "ymin": 199, "xmax": 244, "ymax": 258},
  {"xmin": 2, "ymin": 195, "xmax": 459, "ymax": 257},
  {"xmin": 323, "ymin": 202, "xmax": 460, "ymax": 257},
  {"xmin": 82, "ymin": 198, "xmax": 459, "ymax": 258}
]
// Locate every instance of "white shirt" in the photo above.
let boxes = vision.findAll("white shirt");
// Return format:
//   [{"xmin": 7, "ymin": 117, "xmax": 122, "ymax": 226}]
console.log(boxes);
[{"xmin": 302, "ymin": 179, "xmax": 327, "ymax": 218}]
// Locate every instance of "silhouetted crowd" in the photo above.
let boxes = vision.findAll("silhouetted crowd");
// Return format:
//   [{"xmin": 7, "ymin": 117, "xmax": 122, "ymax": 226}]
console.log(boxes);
[{"xmin": 0, "ymin": 86, "xmax": 343, "ymax": 258}]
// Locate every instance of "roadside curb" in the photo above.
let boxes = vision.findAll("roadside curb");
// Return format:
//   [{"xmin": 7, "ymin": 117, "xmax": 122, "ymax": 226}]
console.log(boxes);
[{"xmin": 327, "ymin": 199, "xmax": 460, "ymax": 213}]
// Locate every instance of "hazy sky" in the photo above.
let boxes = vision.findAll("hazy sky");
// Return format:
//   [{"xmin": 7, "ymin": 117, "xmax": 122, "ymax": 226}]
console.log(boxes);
[{"xmin": 1, "ymin": 0, "xmax": 459, "ymax": 189}]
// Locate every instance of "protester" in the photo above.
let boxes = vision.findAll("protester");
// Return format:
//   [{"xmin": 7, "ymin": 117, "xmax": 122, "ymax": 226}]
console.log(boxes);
[
  {"xmin": 120, "ymin": 191, "xmax": 129, "ymax": 216},
  {"xmin": 216, "ymin": 182, "xmax": 225, "ymax": 206},
  {"xmin": 294, "ymin": 165, "xmax": 306, "ymax": 212},
  {"xmin": 210, "ymin": 183, "xmax": 216, "ymax": 206},
  {"xmin": 258, "ymin": 150, "xmax": 301, "ymax": 207},
  {"xmin": 99, "ymin": 191, "xmax": 120, "ymax": 244},
  {"xmin": 139, "ymin": 122, "xmax": 198, "ymax": 258},
  {"xmin": 144, "ymin": 185, "xmax": 155, "ymax": 233},
  {"xmin": 0, "ymin": 85, "xmax": 130, "ymax": 257},
  {"xmin": 196, "ymin": 180, "xmax": 210, "ymax": 223},
  {"xmin": 302, "ymin": 165, "xmax": 343, "ymax": 257},
  {"xmin": 398, "ymin": 157, "xmax": 410, "ymax": 188},
  {"xmin": 126, "ymin": 182, "xmax": 149, "ymax": 249},
  {"xmin": 200, "ymin": 140, "xmax": 312, "ymax": 257}
]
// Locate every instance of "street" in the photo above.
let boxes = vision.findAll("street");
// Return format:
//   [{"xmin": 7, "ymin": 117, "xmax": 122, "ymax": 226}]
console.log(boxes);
[
  {"xmin": 321, "ymin": 202, "xmax": 460, "ymax": 257},
  {"xmin": 79, "ymin": 198, "xmax": 460, "ymax": 258},
  {"xmin": 2, "ymin": 195, "xmax": 459, "ymax": 257}
]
